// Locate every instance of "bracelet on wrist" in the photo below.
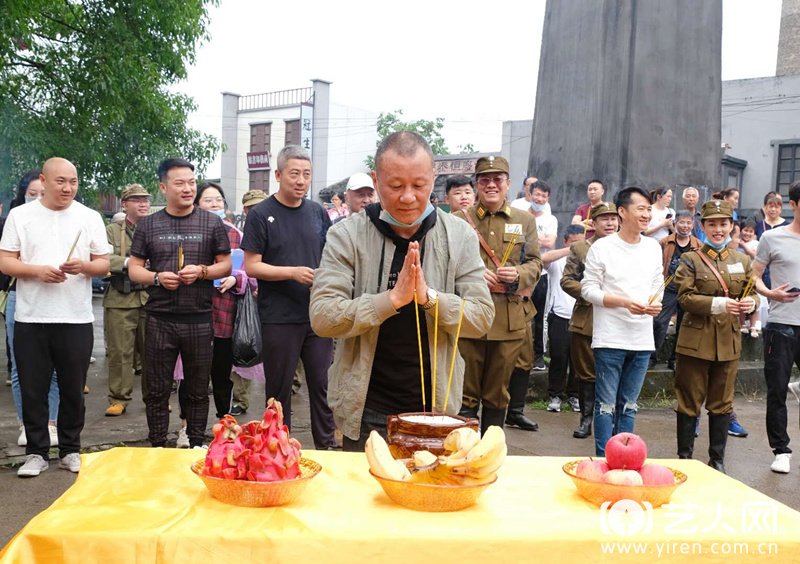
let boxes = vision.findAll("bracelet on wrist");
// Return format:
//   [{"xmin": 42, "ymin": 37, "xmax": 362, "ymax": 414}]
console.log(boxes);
[{"xmin": 200, "ymin": 265, "xmax": 208, "ymax": 280}]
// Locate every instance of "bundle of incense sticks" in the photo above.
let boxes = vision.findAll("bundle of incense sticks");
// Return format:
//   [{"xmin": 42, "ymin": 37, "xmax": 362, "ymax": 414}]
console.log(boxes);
[
  {"xmin": 648, "ymin": 274, "xmax": 675, "ymax": 305},
  {"xmin": 66, "ymin": 232, "xmax": 81, "ymax": 261},
  {"xmin": 740, "ymin": 277, "xmax": 756, "ymax": 301},
  {"xmin": 499, "ymin": 234, "xmax": 519, "ymax": 267},
  {"xmin": 178, "ymin": 242, "xmax": 184, "ymax": 270}
]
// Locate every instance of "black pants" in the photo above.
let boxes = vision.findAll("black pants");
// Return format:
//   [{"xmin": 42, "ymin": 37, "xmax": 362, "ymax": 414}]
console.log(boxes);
[
  {"xmin": 16, "ymin": 322, "xmax": 93, "ymax": 459},
  {"xmin": 764, "ymin": 322, "xmax": 800, "ymax": 455},
  {"xmin": 178, "ymin": 337, "xmax": 233, "ymax": 420},
  {"xmin": 262, "ymin": 322, "xmax": 336, "ymax": 449},
  {"xmin": 547, "ymin": 313, "xmax": 577, "ymax": 399},
  {"xmin": 342, "ymin": 407, "xmax": 388, "ymax": 452},
  {"xmin": 532, "ymin": 276, "xmax": 549, "ymax": 358},
  {"xmin": 145, "ymin": 317, "xmax": 213, "ymax": 448},
  {"xmin": 652, "ymin": 288, "xmax": 683, "ymax": 362}
]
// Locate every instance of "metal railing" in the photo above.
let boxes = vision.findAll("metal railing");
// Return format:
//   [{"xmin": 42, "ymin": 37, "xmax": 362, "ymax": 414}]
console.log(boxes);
[{"xmin": 238, "ymin": 88, "xmax": 313, "ymax": 111}]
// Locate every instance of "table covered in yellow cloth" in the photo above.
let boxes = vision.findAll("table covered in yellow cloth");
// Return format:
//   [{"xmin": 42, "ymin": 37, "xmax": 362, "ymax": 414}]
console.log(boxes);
[{"xmin": 2, "ymin": 448, "xmax": 799, "ymax": 563}]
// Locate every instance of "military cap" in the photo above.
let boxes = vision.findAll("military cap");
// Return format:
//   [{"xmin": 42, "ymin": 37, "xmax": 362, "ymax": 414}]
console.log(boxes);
[
  {"xmin": 474, "ymin": 155, "xmax": 509, "ymax": 176},
  {"xmin": 701, "ymin": 199, "xmax": 734, "ymax": 220},
  {"xmin": 589, "ymin": 201, "xmax": 617, "ymax": 219},
  {"xmin": 242, "ymin": 190, "xmax": 268, "ymax": 208},
  {"xmin": 121, "ymin": 184, "xmax": 150, "ymax": 201}
]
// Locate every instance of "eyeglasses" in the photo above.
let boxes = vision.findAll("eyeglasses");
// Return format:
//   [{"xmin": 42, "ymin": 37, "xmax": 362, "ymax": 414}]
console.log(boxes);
[
  {"xmin": 476, "ymin": 175, "xmax": 508, "ymax": 186},
  {"xmin": 201, "ymin": 197, "xmax": 225, "ymax": 204}
]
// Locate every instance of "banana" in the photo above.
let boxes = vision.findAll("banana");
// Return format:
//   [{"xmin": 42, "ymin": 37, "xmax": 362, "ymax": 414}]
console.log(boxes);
[
  {"xmin": 442, "ymin": 427, "xmax": 480, "ymax": 457},
  {"xmin": 365, "ymin": 431, "xmax": 411, "ymax": 482},
  {"xmin": 463, "ymin": 425, "xmax": 507, "ymax": 471},
  {"xmin": 412, "ymin": 449, "xmax": 438, "ymax": 469}
]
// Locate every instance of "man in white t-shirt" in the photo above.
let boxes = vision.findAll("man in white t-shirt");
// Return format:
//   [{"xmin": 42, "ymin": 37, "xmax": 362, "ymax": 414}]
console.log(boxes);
[
  {"xmin": 0, "ymin": 158, "xmax": 110, "ymax": 477},
  {"xmin": 581, "ymin": 186, "xmax": 663, "ymax": 456},
  {"xmin": 529, "ymin": 182, "xmax": 558, "ymax": 371},
  {"xmin": 511, "ymin": 176, "xmax": 552, "ymax": 215},
  {"xmin": 753, "ymin": 181, "xmax": 800, "ymax": 474}
]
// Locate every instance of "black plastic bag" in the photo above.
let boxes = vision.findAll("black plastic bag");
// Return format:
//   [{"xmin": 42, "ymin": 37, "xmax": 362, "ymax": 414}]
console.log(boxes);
[{"xmin": 232, "ymin": 284, "xmax": 262, "ymax": 367}]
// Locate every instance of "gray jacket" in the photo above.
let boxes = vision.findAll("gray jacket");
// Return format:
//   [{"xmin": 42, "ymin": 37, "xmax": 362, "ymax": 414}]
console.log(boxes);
[{"xmin": 310, "ymin": 208, "xmax": 494, "ymax": 440}]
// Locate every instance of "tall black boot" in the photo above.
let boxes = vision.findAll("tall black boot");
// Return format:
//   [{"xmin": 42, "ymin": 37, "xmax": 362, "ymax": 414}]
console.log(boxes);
[
  {"xmin": 573, "ymin": 380, "xmax": 594, "ymax": 439},
  {"xmin": 708, "ymin": 413, "xmax": 728, "ymax": 474},
  {"xmin": 504, "ymin": 368, "xmax": 539, "ymax": 431},
  {"xmin": 481, "ymin": 407, "xmax": 507, "ymax": 436},
  {"xmin": 677, "ymin": 412, "xmax": 696, "ymax": 459}
]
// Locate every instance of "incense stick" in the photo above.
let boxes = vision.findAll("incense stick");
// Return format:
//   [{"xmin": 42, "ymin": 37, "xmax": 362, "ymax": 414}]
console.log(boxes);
[
  {"xmin": 442, "ymin": 301, "xmax": 466, "ymax": 413},
  {"xmin": 499, "ymin": 234, "xmax": 519, "ymax": 267},
  {"xmin": 413, "ymin": 290, "xmax": 426, "ymax": 413},
  {"xmin": 648, "ymin": 274, "xmax": 674, "ymax": 305},
  {"xmin": 178, "ymin": 242, "xmax": 185, "ymax": 270},
  {"xmin": 431, "ymin": 298, "xmax": 438, "ymax": 412},
  {"xmin": 739, "ymin": 277, "xmax": 756, "ymax": 301},
  {"xmin": 66, "ymin": 232, "xmax": 81, "ymax": 261}
]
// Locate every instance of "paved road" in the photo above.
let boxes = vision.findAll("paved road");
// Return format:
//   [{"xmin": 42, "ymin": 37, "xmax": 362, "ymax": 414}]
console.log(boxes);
[{"xmin": 2, "ymin": 296, "xmax": 799, "ymax": 548}]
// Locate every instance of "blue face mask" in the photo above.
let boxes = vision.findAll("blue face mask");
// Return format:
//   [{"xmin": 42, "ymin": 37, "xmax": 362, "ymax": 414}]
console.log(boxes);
[
  {"xmin": 24, "ymin": 195, "xmax": 38, "ymax": 204},
  {"xmin": 210, "ymin": 209, "xmax": 226, "ymax": 219},
  {"xmin": 379, "ymin": 202, "xmax": 435, "ymax": 228},
  {"xmin": 706, "ymin": 236, "xmax": 731, "ymax": 251},
  {"xmin": 530, "ymin": 202, "xmax": 546, "ymax": 212}
]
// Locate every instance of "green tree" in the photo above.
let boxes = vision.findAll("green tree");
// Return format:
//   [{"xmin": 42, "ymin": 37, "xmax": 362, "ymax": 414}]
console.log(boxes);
[
  {"xmin": 364, "ymin": 109, "xmax": 449, "ymax": 170},
  {"xmin": 0, "ymin": 0, "xmax": 220, "ymax": 199}
]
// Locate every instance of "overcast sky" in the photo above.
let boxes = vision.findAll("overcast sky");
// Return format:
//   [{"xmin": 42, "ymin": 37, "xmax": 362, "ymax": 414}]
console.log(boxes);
[{"xmin": 176, "ymin": 0, "xmax": 783, "ymax": 177}]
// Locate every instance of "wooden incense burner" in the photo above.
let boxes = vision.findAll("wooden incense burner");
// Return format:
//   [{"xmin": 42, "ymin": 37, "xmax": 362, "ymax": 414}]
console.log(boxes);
[{"xmin": 386, "ymin": 412, "xmax": 479, "ymax": 459}]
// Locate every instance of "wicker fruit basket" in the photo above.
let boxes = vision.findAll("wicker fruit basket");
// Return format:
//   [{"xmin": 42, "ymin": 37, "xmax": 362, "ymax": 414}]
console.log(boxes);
[{"xmin": 192, "ymin": 457, "xmax": 321, "ymax": 507}]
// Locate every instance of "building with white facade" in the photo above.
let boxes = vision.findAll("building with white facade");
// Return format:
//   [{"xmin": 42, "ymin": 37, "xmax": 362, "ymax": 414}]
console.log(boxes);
[{"xmin": 220, "ymin": 79, "xmax": 378, "ymax": 211}]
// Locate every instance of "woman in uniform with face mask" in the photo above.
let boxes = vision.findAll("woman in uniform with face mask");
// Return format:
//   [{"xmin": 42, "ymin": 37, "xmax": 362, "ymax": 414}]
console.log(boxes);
[{"xmin": 673, "ymin": 200, "xmax": 758, "ymax": 474}]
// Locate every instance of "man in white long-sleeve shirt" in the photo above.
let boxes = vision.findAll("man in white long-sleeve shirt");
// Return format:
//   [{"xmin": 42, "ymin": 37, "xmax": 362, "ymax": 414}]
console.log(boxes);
[{"xmin": 581, "ymin": 186, "xmax": 664, "ymax": 456}]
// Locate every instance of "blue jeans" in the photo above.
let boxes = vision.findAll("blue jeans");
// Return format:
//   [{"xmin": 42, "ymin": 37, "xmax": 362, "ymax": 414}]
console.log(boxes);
[
  {"xmin": 593, "ymin": 348, "xmax": 651, "ymax": 456},
  {"xmin": 7, "ymin": 291, "xmax": 59, "ymax": 423}
]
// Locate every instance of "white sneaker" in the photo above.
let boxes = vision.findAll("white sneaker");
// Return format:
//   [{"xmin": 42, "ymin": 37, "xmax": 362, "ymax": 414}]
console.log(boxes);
[
  {"xmin": 788, "ymin": 381, "xmax": 800, "ymax": 404},
  {"xmin": 17, "ymin": 425, "xmax": 27, "ymax": 447},
  {"xmin": 770, "ymin": 453, "xmax": 791, "ymax": 474},
  {"xmin": 176, "ymin": 427, "xmax": 190, "ymax": 449},
  {"xmin": 192, "ymin": 445, "xmax": 208, "ymax": 450},
  {"xmin": 547, "ymin": 396, "xmax": 562, "ymax": 412},
  {"xmin": 58, "ymin": 453, "xmax": 81, "ymax": 473},
  {"xmin": 18, "ymin": 454, "xmax": 48, "ymax": 477},
  {"xmin": 49, "ymin": 425, "xmax": 58, "ymax": 447}
]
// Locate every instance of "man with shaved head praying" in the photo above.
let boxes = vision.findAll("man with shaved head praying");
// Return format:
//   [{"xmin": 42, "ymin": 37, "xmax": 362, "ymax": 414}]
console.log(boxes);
[{"xmin": 0, "ymin": 158, "xmax": 110, "ymax": 477}]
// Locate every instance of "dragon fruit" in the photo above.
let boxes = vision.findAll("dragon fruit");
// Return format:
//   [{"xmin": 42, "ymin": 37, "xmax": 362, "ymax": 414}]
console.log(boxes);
[
  {"xmin": 203, "ymin": 415, "xmax": 248, "ymax": 480},
  {"xmin": 204, "ymin": 398, "xmax": 302, "ymax": 482}
]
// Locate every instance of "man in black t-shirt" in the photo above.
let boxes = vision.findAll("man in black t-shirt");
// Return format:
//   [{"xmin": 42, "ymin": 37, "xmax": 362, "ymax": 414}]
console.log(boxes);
[
  {"xmin": 129, "ymin": 158, "xmax": 231, "ymax": 448},
  {"xmin": 242, "ymin": 145, "xmax": 337, "ymax": 450}
]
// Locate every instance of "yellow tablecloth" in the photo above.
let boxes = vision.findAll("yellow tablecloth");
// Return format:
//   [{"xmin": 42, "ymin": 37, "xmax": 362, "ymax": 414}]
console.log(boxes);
[{"xmin": 2, "ymin": 448, "xmax": 800, "ymax": 563}]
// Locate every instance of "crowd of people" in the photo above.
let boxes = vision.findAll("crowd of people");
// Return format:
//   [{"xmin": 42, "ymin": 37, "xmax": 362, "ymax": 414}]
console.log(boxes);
[{"xmin": 2, "ymin": 134, "xmax": 799, "ymax": 479}]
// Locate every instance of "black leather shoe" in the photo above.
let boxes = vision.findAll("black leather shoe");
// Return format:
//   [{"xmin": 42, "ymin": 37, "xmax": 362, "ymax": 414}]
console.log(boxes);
[
  {"xmin": 230, "ymin": 405, "xmax": 246, "ymax": 416},
  {"xmin": 667, "ymin": 359, "xmax": 676, "ymax": 371},
  {"xmin": 505, "ymin": 410, "xmax": 539, "ymax": 431}
]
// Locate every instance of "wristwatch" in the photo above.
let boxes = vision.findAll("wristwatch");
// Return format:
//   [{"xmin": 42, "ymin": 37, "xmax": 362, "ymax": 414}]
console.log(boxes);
[
  {"xmin": 153, "ymin": 272, "xmax": 160, "ymax": 287},
  {"xmin": 421, "ymin": 288, "xmax": 439, "ymax": 310}
]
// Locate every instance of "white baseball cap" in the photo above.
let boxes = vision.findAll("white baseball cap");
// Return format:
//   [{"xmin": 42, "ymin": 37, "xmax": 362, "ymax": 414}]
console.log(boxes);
[{"xmin": 346, "ymin": 172, "xmax": 374, "ymax": 191}]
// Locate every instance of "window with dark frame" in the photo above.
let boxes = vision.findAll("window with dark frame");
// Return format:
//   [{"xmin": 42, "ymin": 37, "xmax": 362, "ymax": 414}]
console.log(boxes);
[
  {"xmin": 285, "ymin": 119, "xmax": 300, "ymax": 146},
  {"xmin": 249, "ymin": 123, "xmax": 272, "ymax": 192},
  {"xmin": 776, "ymin": 144, "xmax": 800, "ymax": 196}
]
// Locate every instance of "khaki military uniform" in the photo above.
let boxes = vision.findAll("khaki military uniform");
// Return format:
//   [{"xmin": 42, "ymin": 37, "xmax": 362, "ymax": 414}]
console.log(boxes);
[
  {"xmin": 456, "ymin": 202, "xmax": 542, "ymax": 410},
  {"xmin": 103, "ymin": 219, "xmax": 148, "ymax": 405},
  {"xmin": 561, "ymin": 236, "xmax": 597, "ymax": 383},
  {"xmin": 674, "ymin": 246, "xmax": 756, "ymax": 416}
]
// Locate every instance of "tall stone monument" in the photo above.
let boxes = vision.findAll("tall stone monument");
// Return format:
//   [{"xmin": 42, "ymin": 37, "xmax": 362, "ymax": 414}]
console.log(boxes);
[{"xmin": 529, "ymin": 0, "xmax": 722, "ymax": 212}]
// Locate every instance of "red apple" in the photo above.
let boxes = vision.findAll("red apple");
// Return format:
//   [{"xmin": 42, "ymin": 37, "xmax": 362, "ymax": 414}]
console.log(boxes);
[
  {"xmin": 576, "ymin": 460, "xmax": 610, "ymax": 482},
  {"xmin": 639, "ymin": 463, "xmax": 675, "ymax": 486},
  {"xmin": 601, "ymin": 469, "xmax": 644, "ymax": 486},
  {"xmin": 605, "ymin": 433, "xmax": 647, "ymax": 470}
]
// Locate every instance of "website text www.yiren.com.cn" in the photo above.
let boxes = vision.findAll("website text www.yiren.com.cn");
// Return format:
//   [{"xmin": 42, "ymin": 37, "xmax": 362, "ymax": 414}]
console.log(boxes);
[{"xmin": 600, "ymin": 541, "xmax": 779, "ymax": 558}]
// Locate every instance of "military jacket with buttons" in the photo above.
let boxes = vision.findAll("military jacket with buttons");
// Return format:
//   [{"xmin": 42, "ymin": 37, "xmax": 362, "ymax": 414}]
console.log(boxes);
[
  {"xmin": 674, "ymin": 245, "xmax": 757, "ymax": 362},
  {"xmin": 456, "ymin": 202, "xmax": 542, "ymax": 341},
  {"xmin": 103, "ymin": 219, "xmax": 148, "ymax": 308},
  {"xmin": 561, "ymin": 236, "xmax": 597, "ymax": 337}
]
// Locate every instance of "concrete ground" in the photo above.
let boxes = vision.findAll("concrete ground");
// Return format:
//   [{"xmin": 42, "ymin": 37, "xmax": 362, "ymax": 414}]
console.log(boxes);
[{"xmin": 2, "ymin": 296, "xmax": 800, "ymax": 548}]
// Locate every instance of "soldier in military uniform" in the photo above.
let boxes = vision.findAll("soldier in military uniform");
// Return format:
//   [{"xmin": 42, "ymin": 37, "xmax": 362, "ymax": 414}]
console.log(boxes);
[
  {"xmin": 103, "ymin": 184, "xmax": 151, "ymax": 416},
  {"xmin": 561, "ymin": 202, "xmax": 619, "ymax": 439},
  {"xmin": 674, "ymin": 200, "xmax": 757, "ymax": 473},
  {"xmin": 456, "ymin": 156, "xmax": 542, "ymax": 434}
]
